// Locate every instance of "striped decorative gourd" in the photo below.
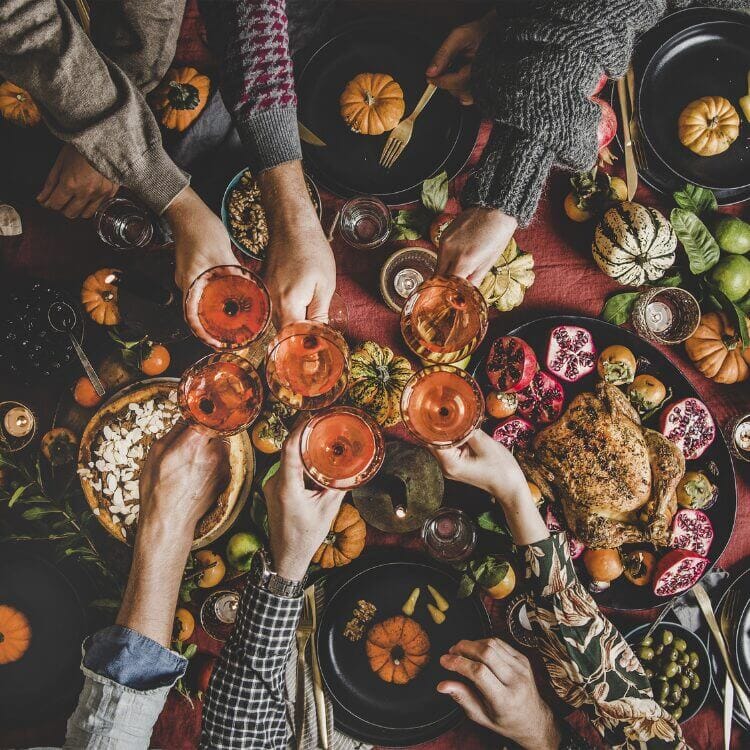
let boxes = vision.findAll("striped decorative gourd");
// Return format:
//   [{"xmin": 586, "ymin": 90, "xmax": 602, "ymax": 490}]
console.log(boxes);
[{"xmin": 592, "ymin": 202, "xmax": 676, "ymax": 286}]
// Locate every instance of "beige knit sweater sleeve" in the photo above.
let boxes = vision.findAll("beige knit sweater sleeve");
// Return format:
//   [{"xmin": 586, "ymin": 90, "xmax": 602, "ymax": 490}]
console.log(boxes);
[{"xmin": 0, "ymin": 0, "xmax": 187, "ymax": 214}]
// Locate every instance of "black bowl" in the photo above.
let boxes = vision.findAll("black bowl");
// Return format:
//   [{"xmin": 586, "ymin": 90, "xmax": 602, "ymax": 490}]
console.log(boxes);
[
  {"xmin": 625, "ymin": 622, "xmax": 712, "ymax": 723},
  {"xmin": 469, "ymin": 315, "xmax": 737, "ymax": 611}
]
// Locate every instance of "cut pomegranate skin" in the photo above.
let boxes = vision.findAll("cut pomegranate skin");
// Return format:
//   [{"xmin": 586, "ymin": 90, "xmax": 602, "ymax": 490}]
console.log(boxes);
[
  {"xmin": 659, "ymin": 397, "xmax": 716, "ymax": 460},
  {"xmin": 591, "ymin": 73, "xmax": 608, "ymax": 97},
  {"xmin": 593, "ymin": 96, "xmax": 617, "ymax": 150},
  {"xmin": 486, "ymin": 337, "xmax": 538, "ymax": 392},
  {"xmin": 669, "ymin": 508, "xmax": 714, "ymax": 558},
  {"xmin": 567, "ymin": 535, "xmax": 585, "ymax": 560},
  {"xmin": 546, "ymin": 325, "xmax": 597, "ymax": 383},
  {"xmin": 492, "ymin": 416, "xmax": 535, "ymax": 452},
  {"xmin": 517, "ymin": 370, "xmax": 565, "ymax": 425},
  {"xmin": 652, "ymin": 548, "xmax": 709, "ymax": 597},
  {"xmin": 545, "ymin": 506, "xmax": 563, "ymax": 532}
]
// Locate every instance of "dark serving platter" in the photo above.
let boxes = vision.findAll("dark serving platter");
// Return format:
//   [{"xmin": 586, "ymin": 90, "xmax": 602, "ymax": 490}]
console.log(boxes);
[
  {"xmin": 0, "ymin": 548, "xmax": 86, "ymax": 726},
  {"xmin": 317, "ymin": 548, "xmax": 491, "ymax": 746},
  {"xmin": 469, "ymin": 315, "xmax": 737, "ymax": 612},
  {"xmin": 611, "ymin": 6, "xmax": 750, "ymax": 205},
  {"xmin": 294, "ymin": 18, "xmax": 481, "ymax": 205},
  {"xmin": 638, "ymin": 18, "xmax": 750, "ymax": 191}
]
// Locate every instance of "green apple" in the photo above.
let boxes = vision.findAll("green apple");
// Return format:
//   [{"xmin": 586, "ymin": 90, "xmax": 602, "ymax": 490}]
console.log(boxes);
[
  {"xmin": 713, "ymin": 215, "xmax": 750, "ymax": 255},
  {"xmin": 226, "ymin": 531, "xmax": 262, "ymax": 572}
]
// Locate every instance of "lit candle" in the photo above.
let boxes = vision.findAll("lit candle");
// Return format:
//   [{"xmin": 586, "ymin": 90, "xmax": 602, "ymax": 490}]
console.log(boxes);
[
  {"xmin": 213, "ymin": 591, "xmax": 239, "ymax": 624},
  {"xmin": 393, "ymin": 268, "xmax": 424, "ymax": 298},
  {"xmin": 645, "ymin": 300, "xmax": 674, "ymax": 333},
  {"xmin": 3, "ymin": 406, "xmax": 34, "ymax": 438},
  {"xmin": 735, "ymin": 419, "xmax": 750, "ymax": 453}
]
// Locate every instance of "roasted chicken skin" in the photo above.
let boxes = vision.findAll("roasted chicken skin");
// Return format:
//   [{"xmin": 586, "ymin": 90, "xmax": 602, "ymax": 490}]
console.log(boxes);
[{"xmin": 519, "ymin": 382, "xmax": 684, "ymax": 548}]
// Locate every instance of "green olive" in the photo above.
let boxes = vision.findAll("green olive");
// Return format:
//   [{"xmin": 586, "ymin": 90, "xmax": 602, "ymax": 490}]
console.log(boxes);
[
  {"xmin": 663, "ymin": 662, "xmax": 679, "ymax": 679},
  {"xmin": 691, "ymin": 675, "xmax": 701, "ymax": 690},
  {"xmin": 638, "ymin": 646, "xmax": 655, "ymax": 661},
  {"xmin": 657, "ymin": 681, "xmax": 670, "ymax": 701},
  {"xmin": 683, "ymin": 668, "xmax": 695, "ymax": 681},
  {"xmin": 671, "ymin": 707, "xmax": 683, "ymax": 721},
  {"xmin": 658, "ymin": 695, "xmax": 670, "ymax": 707},
  {"xmin": 678, "ymin": 652, "xmax": 690, "ymax": 666},
  {"xmin": 680, "ymin": 694, "xmax": 690, "ymax": 708},
  {"xmin": 670, "ymin": 684, "xmax": 682, "ymax": 701},
  {"xmin": 640, "ymin": 636, "xmax": 654, "ymax": 648},
  {"xmin": 666, "ymin": 647, "xmax": 680, "ymax": 662},
  {"xmin": 661, "ymin": 630, "xmax": 674, "ymax": 646},
  {"xmin": 655, "ymin": 644, "xmax": 665, "ymax": 656},
  {"xmin": 688, "ymin": 652, "xmax": 700, "ymax": 670},
  {"xmin": 644, "ymin": 668, "xmax": 654, "ymax": 679},
  {"xmin": 679, "ymin": 675, "xmax": 691, "ymax": 689},
  {"xmin": 673, "ymin": 638, "xmax": 688, "ymax": 652}
]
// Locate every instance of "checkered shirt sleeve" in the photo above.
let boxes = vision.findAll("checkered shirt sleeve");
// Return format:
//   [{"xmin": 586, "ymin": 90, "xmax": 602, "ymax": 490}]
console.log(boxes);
[{"xmin": 200, "ymin": 583, "xmax": 302, "ymax": 749}]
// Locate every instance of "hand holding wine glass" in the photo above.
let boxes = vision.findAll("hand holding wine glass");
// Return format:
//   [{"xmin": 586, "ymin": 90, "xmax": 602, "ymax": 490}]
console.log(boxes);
[{"xmin": 263, "ymin": 423, "xmax": 346, "ymax": 582}]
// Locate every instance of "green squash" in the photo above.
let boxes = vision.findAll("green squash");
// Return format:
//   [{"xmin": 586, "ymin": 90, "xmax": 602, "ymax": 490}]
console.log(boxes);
[
  {"xmin": 592, "ymin": 201, "xmax": 676, "ymax": 286},
  {"xmin": 347, "ymin": 341, "xmax": 413, "ymax": 427}
]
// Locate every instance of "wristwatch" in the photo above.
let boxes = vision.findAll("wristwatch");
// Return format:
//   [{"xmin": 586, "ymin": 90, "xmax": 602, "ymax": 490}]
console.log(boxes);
[{"xmin": 249, "ymin": 547, "xmax": 305, "ymax": 599}]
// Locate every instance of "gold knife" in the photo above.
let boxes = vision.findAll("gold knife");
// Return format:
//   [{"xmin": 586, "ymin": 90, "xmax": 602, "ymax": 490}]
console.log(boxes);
[
  {"xmin": 306, "ymin": 586, "xmax": 329, "ymax": 749},
  {"xmin": 616, "ymin": 76, "xmax": 638, "ymax": 201},
  {"xmin": 298, "ymin": 121, "xmax": 326, "ymax": 147}
]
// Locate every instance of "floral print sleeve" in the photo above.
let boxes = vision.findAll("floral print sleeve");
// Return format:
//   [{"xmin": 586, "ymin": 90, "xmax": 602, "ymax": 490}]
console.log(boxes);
[{"xmin": 523, "ymin": 533, "xmax": 688, "ymax": 750}]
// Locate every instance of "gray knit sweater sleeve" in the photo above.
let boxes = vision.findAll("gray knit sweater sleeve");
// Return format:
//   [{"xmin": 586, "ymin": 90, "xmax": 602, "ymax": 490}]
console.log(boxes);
[{"xmin": 462, "ymin": 0, "xmax": 667, "ymax": 225}]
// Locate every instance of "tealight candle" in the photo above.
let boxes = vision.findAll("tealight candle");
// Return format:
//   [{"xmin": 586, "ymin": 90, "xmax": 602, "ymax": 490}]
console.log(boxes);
[{"xmin": 3, "ymin": 406, "xmax": 34, "ymax": 437}]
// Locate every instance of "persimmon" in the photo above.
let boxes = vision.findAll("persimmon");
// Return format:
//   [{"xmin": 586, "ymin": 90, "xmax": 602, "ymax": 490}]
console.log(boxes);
[
  {"xmin": 195, "ymin": 550, "xmax": 226, "ymax": 588},
  {"xmin": 73, "ymin": 376, "xmax": 103, "ymax": 408},
  {"xmin": 141, "ymin": 344, "xmax": 170, "ymax": 376}
]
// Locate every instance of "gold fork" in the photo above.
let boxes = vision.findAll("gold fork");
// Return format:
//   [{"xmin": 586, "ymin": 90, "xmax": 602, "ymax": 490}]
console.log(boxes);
[
  {"xmin": 626, "ymin": 66, "xmax": 648, "ymax": 173},
  {"xmin": 294, "ymin": 594, "xmax": 314, "ymax": 749},
  {"xmin": 379, "ymin": 83, "xmax": 437, "ymax": 169}
]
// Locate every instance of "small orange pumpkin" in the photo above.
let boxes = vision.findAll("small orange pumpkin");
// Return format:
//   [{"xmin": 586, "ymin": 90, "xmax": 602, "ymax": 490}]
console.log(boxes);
[
  {"xmin": 0, "ymin": 605, "xmax": 31, "ymax": 664},
  {"xmin": 678, "ymin": 97, "xmax": 740, "ymax": 156},
  {"xmin": 340, "ymin": 73, "xmax": 405, "ymax": 135},
  {"xmin": 152, "ymin": 67, "xmax": 210, "ymax": 132},
  {"xmin": 81, "ymin": 268, "xmax": 120, "ymax": 326},
  {"xmin": 0, "ymin": 81, "xmax": 41, "ymax": 127},
  {"xmin": 685, "ymin": 311, "xmax": 750, "ymax": 384},
  {"xmin": 312, "ymin": 503, "xmax": 366, "ymax": 568},
  {"xmin": 365, "ymin": 615, "xmax": 430, "ymax": 684}
]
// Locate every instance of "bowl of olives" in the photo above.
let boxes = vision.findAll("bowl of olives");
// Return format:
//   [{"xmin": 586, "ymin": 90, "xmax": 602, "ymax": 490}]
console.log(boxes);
[{"xmin": 626, "ymin": 622, "xmax": 711, "ymax": 723}]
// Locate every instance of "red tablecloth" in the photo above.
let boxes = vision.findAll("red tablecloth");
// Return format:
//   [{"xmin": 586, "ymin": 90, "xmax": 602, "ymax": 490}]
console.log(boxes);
[{"xmin": 1, "ymin": 4, "xmax": 749, "ymax": 748}]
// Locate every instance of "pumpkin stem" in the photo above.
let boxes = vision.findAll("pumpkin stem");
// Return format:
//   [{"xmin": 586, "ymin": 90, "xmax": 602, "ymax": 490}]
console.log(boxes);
[
  {"xmin": 723, "ymin": 334, "xmax": 740, "ymax": 351},
  {"xmin": 167, "ymin": 81, "xmax": 201, "ymax": 111},
  {"xmin": 364, "ymin": 91, "xmax": 376, "ymax": 107},
  {"xmin": 374, "ymin": 363, "xmax": 391, "ymax": 382},
  {"xmin": 0, "ymin": 631, "xmax": 4, "ymax": 644},
  {"xmin": 707, "ymin": 115, "xmax": 719, "ymax": 129},
  {"xmin": 323, "ymin": 530, "xmax": 337, "ymax": 546}
]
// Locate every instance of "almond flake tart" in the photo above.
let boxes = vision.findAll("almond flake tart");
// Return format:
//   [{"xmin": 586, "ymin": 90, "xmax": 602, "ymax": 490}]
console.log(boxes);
[{"xmin": 77, "ymin": 380, "xmax": 253, "ymax": 549}]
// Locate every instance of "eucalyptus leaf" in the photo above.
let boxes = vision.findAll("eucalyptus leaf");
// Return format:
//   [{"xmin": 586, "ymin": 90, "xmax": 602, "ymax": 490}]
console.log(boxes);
[
  {"xmin": 738, "ymin": 293, "xmax": 750, "ymax": 315},
  {"xmin": 670, "ymin": 208, "xmax": 720, "ymax": 275},
  {"xmin": 8, "ymin": 483, "xmax": 31, "ymax": 508},
  {"xmin": 457, "ymin": 574, "xmax": 476, "ymax": 599},
  {"xmin": 601, "ymin": 292, "xmax": 639, "ymax": 325},
  {"xmin": 183, "ymin": 644, "xmax": 198, "ymax": 660},
  {"xmin": 477, "ymin": 511, "xmax": 510, "ymax": 536},
  {"xmin": 421, "ymin": 171, "xmax": 449, "ymax": 214},
  {"xmin": 392, "ymin": 209, "xmax": 429, "ymax": 241},
  {"xmin": 656, "ymin": 272, "xmax": 684, "ymax": 288},
  {"xmin": 673, "ymin": 184, "xmax": 717, "ymax": 216}
]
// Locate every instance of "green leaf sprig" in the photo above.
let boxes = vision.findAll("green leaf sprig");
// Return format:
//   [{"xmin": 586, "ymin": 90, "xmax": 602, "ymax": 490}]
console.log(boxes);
[{"xmin": 390, "ymin": 171, "xmax": 449, "ymax": 240}]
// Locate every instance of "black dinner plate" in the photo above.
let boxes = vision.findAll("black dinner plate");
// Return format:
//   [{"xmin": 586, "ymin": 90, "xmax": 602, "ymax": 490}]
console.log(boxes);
[
  {"xmin": 317, "ymin": 548, "xmax": 491, "ymax": 746},
  {"xmin": 0, "ymin": 548, "xmax": 86, "ymax": 726},
  {"xmin": 638, "ymin": 16, "xmax": 750, "ymax": 191},
  {"xmin": 734, "ymin": 582, "xmax": 750, "ymax": 693},
  {"xmin": 469, "ymin": 315, "xmax": 737, "ymax": 612},
  {"xmin": 708, "ymin": 564, "xmax": 750, "ymax": 732},
  {"xmin": 611, "ymin": 7, "xmax": 750, "ymax": 205},
  {"xmin": 295, "ymin": 19, "xmax": 481, "ymax": 205}
]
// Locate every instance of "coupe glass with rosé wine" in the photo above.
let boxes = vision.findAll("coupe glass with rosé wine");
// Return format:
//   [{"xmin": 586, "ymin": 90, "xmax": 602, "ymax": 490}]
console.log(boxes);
[
  {"xmin": 178, "ymin": 353, "xmax": 264, "ymax": 435},
  {"xmin": 400, "ymin": 365, "xmax": 484, "ymax": 448},
  {"xmin": 300, "ymin": 406, "xmax": 385, "ymax": 490},
  {"xmin": 400, "ymin": 275, "xmax": 488, "ymax": 364},
  {"xmin": 184, "ymin": 265, "xmax": 271, "ymax": 351},
  {"xmin": 265, "ymin": 321, "xmax": 349, "ymax": 410}
]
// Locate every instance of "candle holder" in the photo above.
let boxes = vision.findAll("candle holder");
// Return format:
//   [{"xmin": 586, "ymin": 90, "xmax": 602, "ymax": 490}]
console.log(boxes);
[
  {"xmin": 726, "ymin": 412, "xmax": 750, "ymax": 463},
  {"xmin": 421, "ymin": 507, "xmax": 478, "ymax": 563},
  {"xmin": 379, "ymin": 247, "xmax": 437, "ymax": 313},
  {"xmin": 0, "ymin": 401, "xmax": 36, "ymax": 453},
  {"xmin": 199, "ymin": 589, "xmax": 240, "ymax": 642},
  {"xmin": 339, "ymin": 196, "xmax": 391, "ymax": 250},
  {"xmin": 630, "ymin": 287, "xmax": 701, "ymax": 345}
]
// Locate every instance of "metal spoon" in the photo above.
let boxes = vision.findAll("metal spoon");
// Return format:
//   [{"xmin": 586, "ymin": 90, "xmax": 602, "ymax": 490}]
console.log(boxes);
[{"xmin": 47, "ymin": 300, "xmax": 105, "ymax": 396}]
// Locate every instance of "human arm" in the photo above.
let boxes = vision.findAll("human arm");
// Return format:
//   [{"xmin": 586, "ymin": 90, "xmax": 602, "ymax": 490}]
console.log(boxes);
[
  {"xmin": 198, "ymin": 0, "xmax": 335, "ymax": 325},
  {"xmin": 430, "ymin": 430, "xmax": 686, "ymax": 749},
  {"xmin": 64, "ymin": 423, "xmax": 230, "ymax": 748},
  {"xmin": 201, "ymin": 424, "xmax": 345, "ymax": 749}
]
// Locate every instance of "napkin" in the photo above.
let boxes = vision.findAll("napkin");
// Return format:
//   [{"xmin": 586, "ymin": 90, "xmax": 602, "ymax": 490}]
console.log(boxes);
[{"xmin": 672, "ymin": 569, "xmax": 729, "ymax": 631}]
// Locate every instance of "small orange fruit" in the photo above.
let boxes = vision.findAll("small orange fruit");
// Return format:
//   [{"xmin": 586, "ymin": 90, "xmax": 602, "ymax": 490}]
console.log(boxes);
[
  {"xmin": 174, "ymin": 607, "xmax": 195, "ymax": 641},
  {"xmin": 486, "ymin": 391, "xmax": 518, "ymax": 419},
  {"xmin": 564, "ymin": 192, "xmax": 592, "ymax": 222},
  {"xmin": 484, "ymin": 564, "xmax": 516, "ymax": 600},
  {"xmin": 73, "ymin": 376, "xmax": 103, "ymax": 408},
  {"xmin": 141, "ymin": 344, "xmax": 170, "ymax": 376},
  {"xmin": 195, "ymin": 550, "xmax": 226, "ymax": 588}
]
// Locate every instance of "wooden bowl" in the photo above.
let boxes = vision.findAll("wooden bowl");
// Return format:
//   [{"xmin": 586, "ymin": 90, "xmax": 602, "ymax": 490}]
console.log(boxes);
[{"xmin": 77, "ymin": 379, "xmax": 253, "ymax": 551}]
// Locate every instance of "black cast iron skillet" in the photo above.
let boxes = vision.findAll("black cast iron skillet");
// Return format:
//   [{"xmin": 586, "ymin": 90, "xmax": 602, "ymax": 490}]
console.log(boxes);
[{"xmin": 470, "ymin": 315, "xmax": 737, "ymax": 612}]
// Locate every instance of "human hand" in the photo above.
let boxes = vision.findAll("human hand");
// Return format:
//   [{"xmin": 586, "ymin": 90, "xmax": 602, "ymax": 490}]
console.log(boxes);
[
  {"xmin": 138, "ymin": 421, "xmax": 230, "ymax": 540},
  {"xmin": 168, "ymin": 186, "xmax": 237, "ymax": 296},
  {"xmin": 436, "ymin": 207, "xmax": 517, "ymax": 285},
  {"xmin": 259, "ymin": 163, "xmax": 336, "ymax": 328},
  {"xmin": 37, "ymin": 144, "xmax": 119, "ymax": 219},
  {"xmin": 263, "ymin": 422, "xmax": 345, "ymax": 581},
  {"xmin": 438, "ymin": 638, "xmax": 561, "ymax": 750},
  {"xmin": 426, "ymin": 11, "xmax": 495, "ymax": 106}
]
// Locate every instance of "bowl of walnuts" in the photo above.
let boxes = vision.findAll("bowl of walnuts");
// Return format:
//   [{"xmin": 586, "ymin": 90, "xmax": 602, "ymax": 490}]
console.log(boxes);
[{"xmin": 222, "ymin": 168, "xmax": 322, "ymax": 260}]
